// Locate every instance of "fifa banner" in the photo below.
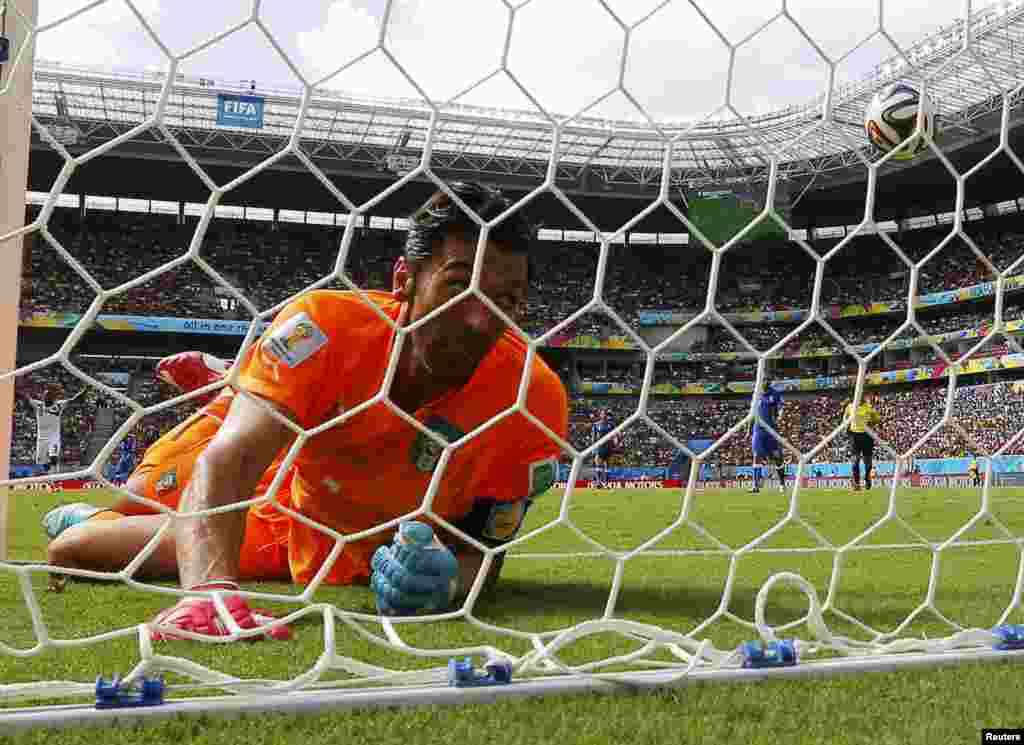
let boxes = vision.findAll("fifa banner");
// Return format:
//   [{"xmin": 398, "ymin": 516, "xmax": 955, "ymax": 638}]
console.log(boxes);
[
  {"xmin": 544, "ymin": 329, "xmax": 634, "ymax": 350},
  {"xmin": 12, "ymin": 478, "xmax": 114, "ymax": 492},
  {"xmin": 658, "ymin": 319, "xmax": 1024, "ymax": 362},
  {"xmin": 637, "ymin": 275, "xmax": 1024, "ymax": 327},
  {"xmin": 547, "ymin": 317, "xmax": 1023, "ymax": 358},
  {"xmin": 551, "ymin": 477, "xmax": 983, "ymax": 490},
  {"xmin": 19, "ymin": 309, "xmax": 1023, "ymax": 381},
  {"xmin": 21, "ymin": 311, "xmax": 272, "ymax": 336},
  {"xmin": 544, "ymin": 456, "xmax": 1024, "ymax": 490},
  {"xmin": 546, "ymin": 316, "xmax": 1023, "ymax": 358},
  {"xmin": 216, "ymin": 94, "xmax": 265, "ymax": 129},
  {"xmin": 555, "ymin": 457, "xmax": 1024, "ymax": 480},
  {"xmin": 579, "ymin": 351, "xmax": 1024, "ymax": 396},
  {"xmin": 18, "ymin": 458, "xmax": 1022, "ymax": 491},
  {"xmin": 94, "ymin": 372, "xmax": 131, "ymax": 387}
]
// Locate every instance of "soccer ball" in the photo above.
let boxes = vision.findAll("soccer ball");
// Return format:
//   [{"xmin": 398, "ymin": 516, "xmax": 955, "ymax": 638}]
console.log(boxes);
[{"xmin": 864, "ymin": 82, "xmax": 935, "ymax": 161}]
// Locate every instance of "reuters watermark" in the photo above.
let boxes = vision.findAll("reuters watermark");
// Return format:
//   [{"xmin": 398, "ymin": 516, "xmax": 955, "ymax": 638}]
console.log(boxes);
[{"xmin": 983, "ymin": 730, "xmax": 1024, "ymax": 743}]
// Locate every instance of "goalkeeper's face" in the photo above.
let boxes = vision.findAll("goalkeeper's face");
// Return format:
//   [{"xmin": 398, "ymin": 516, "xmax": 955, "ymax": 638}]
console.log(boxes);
[{"xmin": 404, "ymin": 231, "xmax": 528, "ymax": 382}]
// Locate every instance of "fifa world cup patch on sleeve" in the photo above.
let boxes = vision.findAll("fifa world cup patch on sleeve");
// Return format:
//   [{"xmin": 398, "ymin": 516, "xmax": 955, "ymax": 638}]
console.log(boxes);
[
  {"xmin": 482, "ymin": 499, "xmax": 528, "ymax": 542},
  {"xmin": 155, "ymin": 467, "xmax": 178, "ymax": 494},
  {"xmin": 262, "ymin": 312, "xmax": 328, "ymax": 369},
  {"xmin": 528, "ymin": 457, "xmax": 557, "ymax": 497}
]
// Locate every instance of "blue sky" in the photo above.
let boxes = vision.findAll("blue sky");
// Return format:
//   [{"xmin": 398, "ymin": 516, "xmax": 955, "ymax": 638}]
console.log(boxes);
[{"xmin": 28, "ymin": 0, "xmax": 989, "ymax": 121}]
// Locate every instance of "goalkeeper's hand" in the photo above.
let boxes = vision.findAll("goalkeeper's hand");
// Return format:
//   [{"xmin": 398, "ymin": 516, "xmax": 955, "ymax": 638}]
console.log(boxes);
[
  {"xmin": 370, "ymin": 522, "xmax": 458, "ymax": 616},
  {"xmin": 150, "ymin": 582, "xmax": 291, "ymax": 641}
]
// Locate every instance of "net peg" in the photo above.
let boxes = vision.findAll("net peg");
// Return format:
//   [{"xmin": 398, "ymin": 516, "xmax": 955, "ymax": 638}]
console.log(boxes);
[
  {"xmin": 94, "ymin": 674, "xmax": 165, "ymax": 709},
  {"xmin": 993, "ymin": 625, "xmax": 1024, "ymax": 651},
  {"xmin": 447, "ymin": 658, "xmax": 513, "ymax": 687},
  {"xmin": 739, "ymin": 640, "xmax": 798, "ymax": 669}
]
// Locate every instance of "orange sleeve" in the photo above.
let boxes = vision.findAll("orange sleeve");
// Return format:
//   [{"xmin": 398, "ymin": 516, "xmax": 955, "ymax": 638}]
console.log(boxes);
[
  {"xmin": 477, "ymin": 369, "xmax": 569, "ymax": 503},
  {"xmin": 238, "ymin": 293, "xmax": 343, "ymax": 429}
]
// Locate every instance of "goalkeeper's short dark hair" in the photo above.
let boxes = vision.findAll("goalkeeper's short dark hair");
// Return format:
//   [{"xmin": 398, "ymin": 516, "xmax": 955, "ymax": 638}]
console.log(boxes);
[{"xmin": 404, "ymin": 181, "xmax": 536, "ymax": 280}]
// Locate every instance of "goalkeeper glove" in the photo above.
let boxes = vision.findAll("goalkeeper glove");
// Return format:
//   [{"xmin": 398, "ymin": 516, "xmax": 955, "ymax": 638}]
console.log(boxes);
[
  {"xmin": 370, "ymin": 522, "xmax": 458, "ymax": 616},
  {"xmin": 150, "ymin": 581, "xmax": 291, "ymax": 641}
]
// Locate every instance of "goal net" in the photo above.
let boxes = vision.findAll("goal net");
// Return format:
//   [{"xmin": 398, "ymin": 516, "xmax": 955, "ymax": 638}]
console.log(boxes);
[{"xmin": 3, "ymin": 0, "xmax": 1024, "ymax": 727}]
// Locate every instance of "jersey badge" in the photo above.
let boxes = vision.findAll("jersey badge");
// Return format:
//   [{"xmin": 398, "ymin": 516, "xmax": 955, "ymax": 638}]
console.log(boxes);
[
  {"xmin": 262, "ymin": 312, "xmax": 328, "ymax": 369},
  {"xmin": 410, "ymin": 416, "xmax": 465, "ymax": 473},
  {"xmin": 482, "ymin": 499, "xmax": 528, "ymax": 542}
]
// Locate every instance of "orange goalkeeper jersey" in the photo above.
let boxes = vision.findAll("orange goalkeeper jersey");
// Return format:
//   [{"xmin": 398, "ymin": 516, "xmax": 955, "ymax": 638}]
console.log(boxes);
[
  {"xmin": 240, "ymin": 290, "xmax": 568, "ymax": 585},
  {"xmin": 131, "ymin": 389, "xmax": 294, "ymax": 519}
]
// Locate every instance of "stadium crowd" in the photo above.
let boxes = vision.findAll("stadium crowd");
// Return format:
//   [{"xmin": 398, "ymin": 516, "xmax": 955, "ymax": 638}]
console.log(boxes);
[
  {"xmin": 566, "ymin": 379, "xmax": 1024, "ymax": 470},
  {"xmin": 19, "ymin": 209, "xmax": 1024, "ymax": 336},
  {"xmin": 10, "ymin": 356, "xmax": 203, "ymax": 471},
  {"xmin": 13, "ymin": 206, "xmax": 1024, "ymax": 475}
]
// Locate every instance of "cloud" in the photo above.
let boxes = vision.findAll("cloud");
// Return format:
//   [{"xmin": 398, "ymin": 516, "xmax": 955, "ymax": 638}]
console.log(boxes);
[
  {"xmin": 30, "ymin": 0, "xmax": 994, "ymax": 121},
  {"xmin": 35, "ymin": 0, "xmax": 167, "ymax": 69},
  {"xmin": 292, "ymin": 0, "xmax": 985, "ymax": 122}
]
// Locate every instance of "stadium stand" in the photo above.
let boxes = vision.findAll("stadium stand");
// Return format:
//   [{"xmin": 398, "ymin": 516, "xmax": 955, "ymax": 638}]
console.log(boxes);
[
  {"xmin": 569, "ymin": 380, "xmax": 1024, "ymax": 469},
  {"xmin": 14, "ymin": 206, "xmax": 1024, "ymax": 475},
  {"xmin": 20, "ymin": 208, "xmax": 1024, "ymax": 328}
]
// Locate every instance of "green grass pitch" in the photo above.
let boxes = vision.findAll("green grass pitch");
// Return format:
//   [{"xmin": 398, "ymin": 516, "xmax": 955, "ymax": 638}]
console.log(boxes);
[{"xmin": 4, "ymin": 483, "xmax": 1024, "ymax": 743}]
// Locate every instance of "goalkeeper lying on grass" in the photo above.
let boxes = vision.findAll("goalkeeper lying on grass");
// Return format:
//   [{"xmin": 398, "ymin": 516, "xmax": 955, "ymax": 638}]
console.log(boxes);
[{"xmin": 44, "ymin": 181, "xmax": 567, "ymax": 638}]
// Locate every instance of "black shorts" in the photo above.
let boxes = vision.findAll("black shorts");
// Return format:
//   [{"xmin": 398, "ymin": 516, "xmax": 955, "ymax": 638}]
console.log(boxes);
[
  {"xmin": 849, "ymin": 431, "xmax": 874, "ymax": 458},
  {"xmin": 596, "ymin": 445, "xmax": 613, "ymax": 461}
]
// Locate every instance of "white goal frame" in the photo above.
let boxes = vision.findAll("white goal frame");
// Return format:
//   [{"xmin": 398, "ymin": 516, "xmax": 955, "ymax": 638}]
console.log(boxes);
[
  {"xmin": 4, "ymin": 0, "xmax": 1024, "ymax": 732},
  {"xmin": 0, "ymin": 0, "xmax": 35, "ymax": 562}
]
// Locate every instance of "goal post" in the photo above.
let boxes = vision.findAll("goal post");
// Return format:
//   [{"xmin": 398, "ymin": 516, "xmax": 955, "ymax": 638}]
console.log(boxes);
[
  {"xmin": 0, "ymin": 0, "xmax": 36, "ymax": 561},
  {"xmin": 5, "ymin": 0, "xmax": 1024, "ymax": 732}
]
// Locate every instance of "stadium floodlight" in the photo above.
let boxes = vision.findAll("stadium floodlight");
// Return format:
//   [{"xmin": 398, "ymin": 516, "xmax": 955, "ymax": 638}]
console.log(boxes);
[{"xmin": 3, "ymin": 0, "xmax": 1024, "ymax": 733}]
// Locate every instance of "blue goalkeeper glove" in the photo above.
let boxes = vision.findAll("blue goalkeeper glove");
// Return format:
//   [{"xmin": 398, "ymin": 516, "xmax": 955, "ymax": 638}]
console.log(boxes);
[{"xmin": 370, "ymin": 522, "xmax": 458, "ymax": 616}]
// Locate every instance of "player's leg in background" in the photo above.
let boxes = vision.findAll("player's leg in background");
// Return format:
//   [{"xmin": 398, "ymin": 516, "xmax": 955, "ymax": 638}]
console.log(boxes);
[
  {"xmin": 46, "ymin": 439, "xmax": 62, "ymax": 474},
  {"xmin": 849, "ymin": 435, "xmax": 861, "ymax": 491},
  {"xmin": 863, "ymin": 439, "xmax": 874, "ymax": 491},
  {"xmin": 596, "ymin": 450, "xmax": 610, "ymax": 488},
  {"xmin": 47, "ymin": 513, "xmax": 178, "ymax": 579},
  {"xmin": 750, "ymin": 455, "xmax": 761, "ymax": 492},
  {"xmin": 773, "ymin": 452, "xmax": 786, "ymax": 492},
  {"xmin": 44, "ymin": 455, "xmax": 208, "ymax": 591}
]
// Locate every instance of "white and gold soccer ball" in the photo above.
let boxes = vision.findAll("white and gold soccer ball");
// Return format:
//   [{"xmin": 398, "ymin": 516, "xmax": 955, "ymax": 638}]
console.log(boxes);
[{"xmin": 864, "ymin": 82, "xmax": 936, "ymax": 161}]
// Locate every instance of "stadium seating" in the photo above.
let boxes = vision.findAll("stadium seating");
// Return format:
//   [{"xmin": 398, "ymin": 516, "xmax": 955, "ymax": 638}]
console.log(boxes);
[
  {"xmin": 20, "ymin": 208, "xmax": 1024, "ymax": 330},
  {"xmin": 14, "ymin": 207, "xmax": 1024, "ymax": 473},
  {"xmin": 568, "ymin": 380, "xmax": 1024, "ymax": 469}
]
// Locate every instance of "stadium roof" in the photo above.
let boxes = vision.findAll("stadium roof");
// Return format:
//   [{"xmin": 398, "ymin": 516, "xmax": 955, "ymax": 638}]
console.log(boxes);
[{"xmin": 25, "ymin": 2, "xmax": 1024, "ymax": 228}]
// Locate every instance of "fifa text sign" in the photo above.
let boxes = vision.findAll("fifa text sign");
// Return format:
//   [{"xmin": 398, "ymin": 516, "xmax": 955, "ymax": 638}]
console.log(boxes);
[{"xmin": 216, "ymin": 94, "xmax": 265, "ymax": 129}]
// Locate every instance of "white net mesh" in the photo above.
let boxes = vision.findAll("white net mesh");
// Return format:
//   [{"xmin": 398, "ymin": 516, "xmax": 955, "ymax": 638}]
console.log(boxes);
[{"xmin": 3, "ymin": 0, "xmax": 1024, "ymax": 710}]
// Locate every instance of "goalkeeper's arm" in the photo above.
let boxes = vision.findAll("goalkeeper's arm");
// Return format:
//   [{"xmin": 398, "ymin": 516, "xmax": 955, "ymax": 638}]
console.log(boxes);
[
  {"xmin": 175, "ymin": 393, "xmax": 294, "ymax": 590},
  {"xmin": 447, "ymin": 496, "xmax": 535, "ymax": 598},
  {"xmin": 452, "ymin": 545, "xmax": 505, "ymax": 599}
]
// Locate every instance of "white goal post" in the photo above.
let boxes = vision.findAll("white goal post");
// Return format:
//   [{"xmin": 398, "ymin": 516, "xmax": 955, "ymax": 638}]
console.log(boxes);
[
  {"xmin": 4, "ymin": 0, "xmax": 1024, "ymax": 732},
  {"xmin": 0, "ymin": 0, "xmax": 35, "ymax": 562}
]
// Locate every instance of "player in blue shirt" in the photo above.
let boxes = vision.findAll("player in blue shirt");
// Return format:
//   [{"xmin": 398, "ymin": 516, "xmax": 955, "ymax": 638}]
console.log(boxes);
[
  {"xmin": 591, "ymin": 409, "xmax": 615, "ymax": 489},
  {"xmin": 749, "ymin": 380, "xmax": 786, "ymax": 493},
  {"xmin": 110, "ymin": 433, "xmax": 138, "ymax": 484}
]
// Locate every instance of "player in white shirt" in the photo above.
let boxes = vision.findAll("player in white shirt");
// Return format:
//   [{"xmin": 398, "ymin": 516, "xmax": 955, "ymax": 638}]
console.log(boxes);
[{"xmin": 24, "ymin": 384, "xmax": 85, "ymax": 472}]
